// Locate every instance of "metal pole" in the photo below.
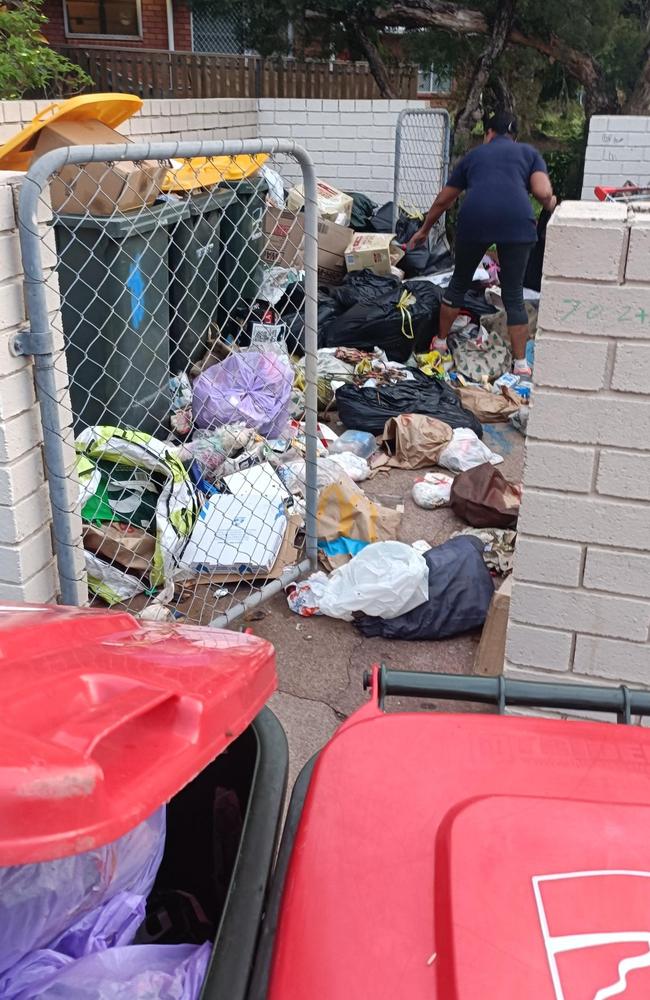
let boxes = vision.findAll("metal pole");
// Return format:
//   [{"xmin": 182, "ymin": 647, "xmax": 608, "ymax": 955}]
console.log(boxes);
[{"xmin": 17, "ymin": 169, "xmax": 82, "ymax": 606}]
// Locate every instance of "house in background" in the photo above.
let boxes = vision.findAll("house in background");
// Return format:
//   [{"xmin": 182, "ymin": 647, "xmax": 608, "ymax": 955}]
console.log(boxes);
[{"xmin": 42, "ymin": 0, "xmax": 192, "ymax": 51}]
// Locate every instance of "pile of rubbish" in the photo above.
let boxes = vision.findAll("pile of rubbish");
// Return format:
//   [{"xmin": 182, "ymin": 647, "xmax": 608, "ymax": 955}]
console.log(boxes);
[{"xmin": 70, "ymin": 165, "xmax": 538, "ymax": 628}]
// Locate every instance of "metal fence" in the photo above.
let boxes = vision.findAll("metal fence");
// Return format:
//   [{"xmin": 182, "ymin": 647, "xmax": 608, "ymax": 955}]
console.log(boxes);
[
  {"xmin": 17, "ymin": 139, "xmax": 318, "ymax": 627},
  {"xmin": 392, "ymin": 108, "xmax": 451, "ymax": 235}
]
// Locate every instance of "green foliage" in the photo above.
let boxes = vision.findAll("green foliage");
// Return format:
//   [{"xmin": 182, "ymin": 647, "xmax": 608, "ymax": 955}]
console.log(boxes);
[{"xmin": 0, "ymin": 0, "xmax": 90, "ymax": 100}]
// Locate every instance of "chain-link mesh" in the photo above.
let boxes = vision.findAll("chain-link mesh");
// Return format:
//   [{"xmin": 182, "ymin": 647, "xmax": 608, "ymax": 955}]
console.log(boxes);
[
  {"xmin": 18, "ymin": 139, "xmax": 318, "ymax": 628},
  {"xmin": 393, "ymin": 108, "xmax": 451, "ymax": 236},
  {"xmin": 191, "ymin": 4, "xmax": 247, "ymax": 54}
]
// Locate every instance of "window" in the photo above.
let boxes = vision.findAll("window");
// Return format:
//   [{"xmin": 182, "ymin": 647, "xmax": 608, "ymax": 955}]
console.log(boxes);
[
  {"xmin": 64, "ymin": 0, "xmax": 142, "ymax": 37},
  {"xmin": 418, "ymin": 66, "xmax": 452, "ymax": 95}
]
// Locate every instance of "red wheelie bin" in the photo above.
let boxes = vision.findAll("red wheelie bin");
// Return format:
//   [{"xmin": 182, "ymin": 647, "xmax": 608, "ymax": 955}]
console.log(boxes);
[
  {"xmin": 250, "ymin": 664, "xmax": 650, "ymax": 1000},
  {"xmin": 0, "ymin": 602, "xmax": 287, "ymax": 1000}
]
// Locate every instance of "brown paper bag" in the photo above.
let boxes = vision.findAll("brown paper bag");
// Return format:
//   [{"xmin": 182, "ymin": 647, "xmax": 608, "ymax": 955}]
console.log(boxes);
[
  {"xmin": 450, "ymin": 464, "xmax": 522, "ymax": 528},
  {"xmin": 83, "ymin": 523, "xmax": 156, "ymax": 574},
  {"xmin": 379, "ymin": 414, "xmax": 453, "ymax": 469},
  {"xmin": 455, "ymin": 386, "xmax": 521, "ymax": 423},
  {"xmin": 317, "ymin": 477, "xmax": 402, "ymax": 570}
]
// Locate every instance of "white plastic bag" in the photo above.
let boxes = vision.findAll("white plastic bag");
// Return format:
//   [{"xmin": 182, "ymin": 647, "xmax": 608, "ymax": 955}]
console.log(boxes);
[
  {"xmin": 438, "ymin": 428, "xmax": 504, "ymax": 474},
  {"xmin": 412, "ymin": 473, "xmax": 454, "ymax": 509},
  {"xmin": 318, "ymin": 541, "xmax": 429, "ymax": 622},
  {"xmin": 327, "ymin": 452, "xmax": 371, "ymax": 482}
]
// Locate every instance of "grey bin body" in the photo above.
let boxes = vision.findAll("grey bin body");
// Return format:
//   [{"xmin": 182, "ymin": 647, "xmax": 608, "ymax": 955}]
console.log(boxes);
[
  {"xmin": 54, "ymin": 200, "xmax": 187, "ymax": 436},
  {"xmin": 168, "ymin": 186, "xmax": 237, "ymax": 374},
  {"xmin": 216, "ymin": 176, "xmax": 268, "ymax": 340}
]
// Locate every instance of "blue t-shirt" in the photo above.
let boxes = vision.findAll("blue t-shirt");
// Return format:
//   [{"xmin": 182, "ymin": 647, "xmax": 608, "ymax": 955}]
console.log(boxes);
[{"xmin": 447, "ymin": 136, "xmax": 547, "ymax": 244}]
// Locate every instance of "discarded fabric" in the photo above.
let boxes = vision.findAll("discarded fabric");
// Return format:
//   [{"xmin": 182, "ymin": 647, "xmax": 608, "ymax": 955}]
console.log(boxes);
[{"xmin": 354, "ymin": 535, "xmax": 494, "ymax": 640}]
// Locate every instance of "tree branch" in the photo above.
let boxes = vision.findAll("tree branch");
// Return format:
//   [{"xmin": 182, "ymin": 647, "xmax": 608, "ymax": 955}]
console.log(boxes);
[
  {"xmin": 370, "ymin": 0, "xmax": 618, "ymax": 115},
  {"xmin": 454, "ymin": 0, "xmax": 517, "ymax": 148},
  {"xmin": 625, "ymin": 44, "xmax": 650, "ymax": 113},
  {"xmin": 353, "ymin": 21, "xmax": 398, "ymax": 98}
]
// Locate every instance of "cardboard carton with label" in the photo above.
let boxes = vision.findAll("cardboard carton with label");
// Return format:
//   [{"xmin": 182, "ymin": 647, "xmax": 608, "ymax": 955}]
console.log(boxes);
[{"xmin": 263, "ymin": 207, "xmax": 352, "ymax": 285}]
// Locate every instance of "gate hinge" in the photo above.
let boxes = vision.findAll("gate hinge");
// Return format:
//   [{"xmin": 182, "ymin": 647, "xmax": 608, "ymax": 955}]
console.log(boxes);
[{"xmin": 12, "ymin": 327, "xmax": 54, "ymax": 357}]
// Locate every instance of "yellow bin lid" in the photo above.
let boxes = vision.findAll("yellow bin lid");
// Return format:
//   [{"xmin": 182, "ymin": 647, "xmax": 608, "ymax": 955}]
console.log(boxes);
[
  {"xmin": 0, "ymin": 93, "xmax": 143, "ymax": 172},
  {"xmin": 164, "ymin": 154, "xmax": 269, "ymax": 192}
]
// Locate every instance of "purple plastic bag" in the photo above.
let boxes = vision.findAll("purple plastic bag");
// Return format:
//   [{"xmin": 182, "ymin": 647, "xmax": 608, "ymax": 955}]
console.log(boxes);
[
  {"xmin": 192, "ymin": 351, "xmax": 293, "ymax": 437},
  {"xmin": 5, "ymin": 942, "xmax": 211, "ymax": 1000},
  {"xmin": 0, "ymin": 808, "xmax": 166, "ymax": 978}
]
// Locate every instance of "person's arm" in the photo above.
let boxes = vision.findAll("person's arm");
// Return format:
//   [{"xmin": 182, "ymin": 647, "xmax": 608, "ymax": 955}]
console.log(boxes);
[
  {"xmin": 530, "ymin": 171, "xmax": 557, "ymax": 212},
  {"xmin": 408, "ymin": 185, "xmax": 462, "ymax": 248}
]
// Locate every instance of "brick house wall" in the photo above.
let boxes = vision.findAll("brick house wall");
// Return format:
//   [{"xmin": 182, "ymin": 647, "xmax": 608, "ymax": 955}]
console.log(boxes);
[
  {"xmin": 42, "ymin": 0, "xmax": 191, "ymax": 51},
  {"xmin": 505, "ymin": 200, "xmax": 650, "ymax": 690}
]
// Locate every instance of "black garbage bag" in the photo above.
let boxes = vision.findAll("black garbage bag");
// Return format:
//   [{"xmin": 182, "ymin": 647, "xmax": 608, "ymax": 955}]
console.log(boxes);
[
  {"xmin": 346, "ymin": 191, "xmax": 379, "ymax": 230},
  {"xmin": 276, "ymin": 281, "xmax": 305, "ymax": 355},
  {"xmin": 524, "ymin": 207, "xmax": 551, "ymax": 292},
  {"xmin": 319, "ymin": 272, "xmax": 442, "ymax": 362},
  {"xmin": 354, "ymin": 535, "xmax": 494, "ymax": 640},
  {"xmin": 369, "ymin": 201, "xmax": 454, "ymax": 277},
  {"xmin": 336, "ymin": 368, "xmax": 483, "ymax": 437}
]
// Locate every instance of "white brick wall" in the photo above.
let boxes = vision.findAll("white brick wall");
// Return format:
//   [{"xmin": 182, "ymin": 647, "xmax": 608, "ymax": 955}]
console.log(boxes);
[
  {"xmin": 257, "ymin": 98, "xmax": 429, "ymax": 202},
  {"xmin": 582, "ymin": 115, "xmax": 650, "ymax": 199},
  {"xmin": 0, "ymin": 171, "xmax": 58, "ymax": 603},
  {"xmin": 506, "ymin": 200, "xmax": 650, "ymax": 691}
]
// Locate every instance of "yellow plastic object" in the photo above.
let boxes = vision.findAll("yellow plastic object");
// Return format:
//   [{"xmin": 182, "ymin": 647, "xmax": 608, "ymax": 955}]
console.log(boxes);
[
  {"xmin": 164, "ymin": 154, "xmax": 268, "ymax": 192},
  {"xmin": 0, "ymin": 94, "xmax": 143, "ymax": 172}
]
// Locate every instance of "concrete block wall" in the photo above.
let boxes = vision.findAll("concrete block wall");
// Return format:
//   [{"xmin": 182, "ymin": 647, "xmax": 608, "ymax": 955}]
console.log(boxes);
[
  {"xmin": 257, "ymin": 98, "xmax": 429, "ymax": 202},
  {"xmin": 582, "ymin": 115, "xmax": 650, "ymax": 199},
  {"xmin": 0, "ymin": 171, "xmax": 64, "ymax": 604},
  {"xmin": 0, "ymin": 98, "xmax": 258, "ymax": 147},
  {"xmin": 506, "ymin": 200, "xmax": 650, "ymax": 689}
]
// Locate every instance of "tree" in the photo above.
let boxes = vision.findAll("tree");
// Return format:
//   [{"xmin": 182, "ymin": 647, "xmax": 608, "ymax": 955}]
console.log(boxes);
[{"xmin": 0, "ymin": 0, "xmax": 90, "ymax": 100}]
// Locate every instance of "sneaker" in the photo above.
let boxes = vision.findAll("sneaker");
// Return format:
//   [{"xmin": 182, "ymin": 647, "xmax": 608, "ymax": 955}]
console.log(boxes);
[
  {"xmin": 513, "ymin": 361, "xmax": 532, "ymax": 378},
  {"xmin": 430, "ymin": 338, "xmax": 454, "ymax": 371}
]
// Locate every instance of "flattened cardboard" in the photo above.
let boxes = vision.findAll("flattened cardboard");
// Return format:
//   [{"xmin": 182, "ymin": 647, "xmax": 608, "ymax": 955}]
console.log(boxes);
[
  {"xmin": 33, "ymin": 120, "xmax": 167, "ymax": 215},
  {"xmin": 473, "ymin": 574, "xmax": 512, "ymax": 676}
]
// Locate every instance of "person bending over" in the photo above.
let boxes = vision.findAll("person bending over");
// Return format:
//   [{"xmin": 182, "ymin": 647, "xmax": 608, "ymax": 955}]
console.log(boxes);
[{"xmin": 409, "ymin": 110, "xmax": 556, "ymax": 376}]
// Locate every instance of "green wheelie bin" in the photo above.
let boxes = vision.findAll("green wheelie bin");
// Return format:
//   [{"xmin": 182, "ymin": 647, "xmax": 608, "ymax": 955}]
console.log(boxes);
[
  {"xmin": 54, "ymin": 200, "xmax": 187, "ymax": 436},
  {"xmin": 216, "ymin": 174, "xmax": 268, "ymax": 341}
]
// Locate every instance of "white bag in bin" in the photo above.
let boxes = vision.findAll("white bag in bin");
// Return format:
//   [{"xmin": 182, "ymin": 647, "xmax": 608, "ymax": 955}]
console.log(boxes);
[
  {"xmin": 318, "ymin": 542, "xmax": 429, "ymax": 622},
  {"xmin": 438, "ymin": 428, "xmax": 504, "ymax": 474},
  {"xmin": 0, "ymin": 808, "xmax": 166, "ymax": 980}
]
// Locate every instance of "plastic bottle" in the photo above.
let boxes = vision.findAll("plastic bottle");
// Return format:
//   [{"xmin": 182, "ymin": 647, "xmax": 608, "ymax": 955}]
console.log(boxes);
[{"xmin": 327, "ymin": 429, "xmax": 377, "ymax": 459}]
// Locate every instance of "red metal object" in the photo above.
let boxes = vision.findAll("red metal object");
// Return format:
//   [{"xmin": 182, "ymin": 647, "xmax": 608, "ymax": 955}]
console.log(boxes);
[
  {"xmin": 0, "ymin": 602, "xmax": 276, "ymax": 865},
  {"xmin": 595, "ymin": 184, "xmax": 650, "ymax": 202},
  {"xmin": 267, "ymin": 666, "xmax": 650, "ymax": 1000}
]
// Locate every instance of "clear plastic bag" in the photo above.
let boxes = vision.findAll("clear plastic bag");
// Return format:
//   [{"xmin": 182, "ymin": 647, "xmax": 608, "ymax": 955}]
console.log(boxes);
[
  {"xmin": 438, "ymin": 427, "xmax": 504, "ymax": 474},
  {"xmin": 318, "ymin": 541, "xmax": 429, "ymax": 622},
  {"xmin": 327, "ymin": 452, "xmax": 371, "ymax": 482},
  {"xmin": 0, "ymin": 808, "xmax": 166, "ymax": 978}
]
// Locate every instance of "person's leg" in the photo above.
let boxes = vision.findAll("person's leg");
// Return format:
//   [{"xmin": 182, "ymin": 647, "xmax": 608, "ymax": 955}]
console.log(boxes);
[
  {"xmin": 435, "ymin": 241, "xmax": 488, "ymax": 351},
  {"xmin": 497, "ymin": 241, "xmax": 535, "ymax": 373}
]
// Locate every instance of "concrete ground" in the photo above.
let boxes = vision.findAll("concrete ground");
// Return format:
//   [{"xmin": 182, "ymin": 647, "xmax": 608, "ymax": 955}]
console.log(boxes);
[{"xmin": 247, "ymin": 421, "xmax": 525, "ymax": 789}]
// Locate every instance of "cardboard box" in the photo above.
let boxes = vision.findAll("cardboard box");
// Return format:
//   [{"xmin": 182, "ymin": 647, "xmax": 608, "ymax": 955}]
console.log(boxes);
[
  {"xmin": 473, "ymin": 574, "xmax": 512, "ymax": 676},
  {"xmin": 33, "ymin": 120, "xmax": 168, "ymax": 215},
  {"xmin": 344, "ymin": 232, "xmax": 404, "ymax": 277},
  {"xmin": 262, "ymin": 207, "xmax": 305, "ymax": 269},
  {"xmin": 287, "ymin": 180, "xmax": 353, "ymax": 227},
  {"xmin": 263, "ymin": 208, "xmax": 352, "ymax": 285}
]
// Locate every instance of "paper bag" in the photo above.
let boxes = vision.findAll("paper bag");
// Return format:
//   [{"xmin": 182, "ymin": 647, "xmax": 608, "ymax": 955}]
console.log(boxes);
[
  {"xmin": 83, "ymin": 522, "xmax": 156, "ymax": 574},
  {"xmin": 455, "ymin": 385, "xmax": 521, "ymax": 422},
  {"xmin": 379, "ymin": 414, "xmax": 453, "ymax": 469},
  {"xmin": 450, "ymin": 463, "xmax": 521, "ymax": 528},
  {"xmin": 317, "ymin": 477, "xmax": 402, "ymax": 570}
]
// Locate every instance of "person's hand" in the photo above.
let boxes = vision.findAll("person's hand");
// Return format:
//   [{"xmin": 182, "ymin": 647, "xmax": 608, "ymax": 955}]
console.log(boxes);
[
  {"xmin": 545, "ymin": 194, "xmax": 558, "ymax": 213},
  {"xmin": 407, "ymin": 228, "xmax": 429, "ymax": 250}
]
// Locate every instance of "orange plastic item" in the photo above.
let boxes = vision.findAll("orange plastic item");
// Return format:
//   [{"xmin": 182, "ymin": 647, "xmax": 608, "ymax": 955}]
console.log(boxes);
[{"xmin": 0, "ymin": 93, "xmax": 143, "ymax": 172}]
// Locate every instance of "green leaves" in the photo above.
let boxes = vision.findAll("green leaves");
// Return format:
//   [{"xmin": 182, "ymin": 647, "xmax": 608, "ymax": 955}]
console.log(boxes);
[{"xmin": 0, "ymin": 0, "xmax": 91, "ymax": 99}]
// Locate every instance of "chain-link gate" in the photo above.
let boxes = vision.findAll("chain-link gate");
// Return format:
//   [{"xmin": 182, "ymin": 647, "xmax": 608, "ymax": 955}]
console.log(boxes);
[
  {"xmin": 17, "ymin": 138, "xmax": 318, "ymax": 627},
  {"xmin": 393, "ymin": 108, "xmax": 451, "ymax": 236}
]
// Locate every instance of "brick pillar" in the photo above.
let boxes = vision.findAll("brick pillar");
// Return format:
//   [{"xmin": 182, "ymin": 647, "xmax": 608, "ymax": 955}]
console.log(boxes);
[{"xmin": 506, "ymin": 200, "xmax": 650, "ymax": 686}]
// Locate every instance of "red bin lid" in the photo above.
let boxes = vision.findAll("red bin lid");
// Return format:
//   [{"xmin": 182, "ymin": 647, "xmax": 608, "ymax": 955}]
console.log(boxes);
[
  {"xmin": 0, "ymin": 602, "xmax": 276, "ymax": 865},
  {"xmin": 268, "ymin": 676, "xmax": 650, "ymax": 1000}
]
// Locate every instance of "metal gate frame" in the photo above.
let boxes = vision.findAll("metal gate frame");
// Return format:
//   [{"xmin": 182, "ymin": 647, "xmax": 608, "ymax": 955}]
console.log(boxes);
[
  {"xmin": 392, "ymin": 108, "xmax": 451, "ymax": 231},
  {"xmin": 16, "ymin": 138, "xmax": 319, "ymax": 626}
]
